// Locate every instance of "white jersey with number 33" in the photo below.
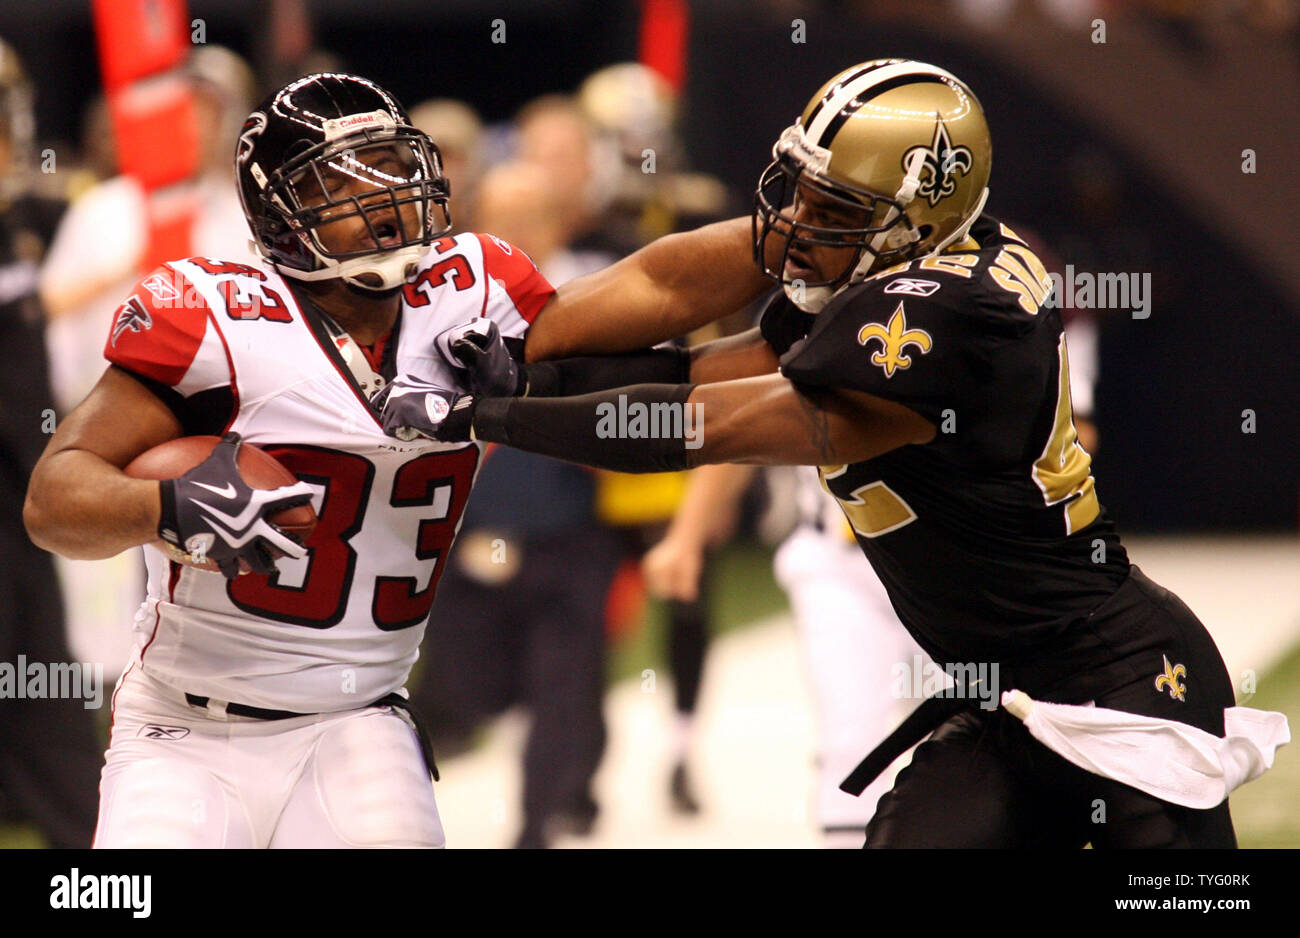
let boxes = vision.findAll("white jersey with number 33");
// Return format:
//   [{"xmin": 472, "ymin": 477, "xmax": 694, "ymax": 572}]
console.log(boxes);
[{"xmin": 104, "ymin": 232, "xmax": 553, "ymax": 712}]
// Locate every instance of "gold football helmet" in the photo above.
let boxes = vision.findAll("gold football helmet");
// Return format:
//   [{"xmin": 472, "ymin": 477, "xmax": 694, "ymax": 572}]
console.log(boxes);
[{"xmin": 754, "ymin": 59, "xmax": 992, "ymax": 312}]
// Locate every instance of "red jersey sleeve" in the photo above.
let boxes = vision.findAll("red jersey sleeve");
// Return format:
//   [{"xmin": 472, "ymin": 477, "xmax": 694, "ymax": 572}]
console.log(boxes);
[
  {"xmin": 104, "ymin": 263, "xmax": 231, "ymax": 394},
  {"xmin": 474, "ymin": 233, "xmax": 556, "ymax": 324}
]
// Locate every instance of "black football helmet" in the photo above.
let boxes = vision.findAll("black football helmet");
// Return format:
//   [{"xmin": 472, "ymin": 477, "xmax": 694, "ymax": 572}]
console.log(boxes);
[{"xmin": 235, "ymin": 73, "xmax": 451, "ymax": 291}]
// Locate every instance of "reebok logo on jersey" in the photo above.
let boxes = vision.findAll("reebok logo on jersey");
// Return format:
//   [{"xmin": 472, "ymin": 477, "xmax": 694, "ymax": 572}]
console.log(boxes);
[
  {"xmin": 138, "ymin": 724, "xmax": 190, "ymax": 739},
  {"xmin": 110, "ymin": 296, "xmax": 153, "ymax": 347},
  {"xmin": 141, "ymin": 271, "xmax": 180, "ymax": 304},
  {"xmin": 857, "ymin": 302, "xmax": 933, "ymax": 378},
  {"xmin": 883, "ymin": 278, "xmax": 941, "ymax": 297}
]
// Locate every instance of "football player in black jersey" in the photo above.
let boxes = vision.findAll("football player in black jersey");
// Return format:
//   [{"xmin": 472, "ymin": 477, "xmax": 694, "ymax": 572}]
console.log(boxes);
[{"xmin": 380, "ymin": 60, "xmax": 1249, "ymax": 847}]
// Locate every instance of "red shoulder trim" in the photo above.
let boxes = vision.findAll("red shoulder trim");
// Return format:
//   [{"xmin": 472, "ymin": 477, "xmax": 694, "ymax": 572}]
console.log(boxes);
[
  {"xmin": 104, "ymin": 263, "xmax": 212, "ymax": 388},
  {"xmin": 474, "ymin": 233, "xmax": 556, "ymax": 323}
]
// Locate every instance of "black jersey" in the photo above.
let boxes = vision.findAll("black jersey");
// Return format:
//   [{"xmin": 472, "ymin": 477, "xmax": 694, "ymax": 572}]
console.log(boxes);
[{"xmin": 761, "ymin": 215, "xmax": 1130, "ymax": 667}]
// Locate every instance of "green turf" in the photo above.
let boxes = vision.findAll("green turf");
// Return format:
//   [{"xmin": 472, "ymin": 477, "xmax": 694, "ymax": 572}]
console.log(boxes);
[{"xmin": 1225, "ymin": 639, "xmax": 1300, "ymax": 848}]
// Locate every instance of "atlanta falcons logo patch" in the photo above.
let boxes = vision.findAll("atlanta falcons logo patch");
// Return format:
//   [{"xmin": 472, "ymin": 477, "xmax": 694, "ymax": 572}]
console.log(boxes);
[{"xmin": 111, "ymin": 295, "xmax": 153, "ymax": 347}]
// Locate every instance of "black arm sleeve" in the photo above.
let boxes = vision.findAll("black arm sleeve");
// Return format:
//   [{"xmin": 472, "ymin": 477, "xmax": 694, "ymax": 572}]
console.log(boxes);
[
  {"xmin": 520, "ymin": 347, "xmax": 691, "ymax": 398},
  {"xmin": 472, "ymin": 383, "xmax": 696, "ymax": 473}
]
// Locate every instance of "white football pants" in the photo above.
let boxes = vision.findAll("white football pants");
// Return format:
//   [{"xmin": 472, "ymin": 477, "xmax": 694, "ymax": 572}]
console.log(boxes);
[
  {"xmin": 774, "ymin": 526, "xmax": 925, "ymax": 846},
  {"xmin": 94, "ymin": 660, "xmax": 444, "ymax": 848}
]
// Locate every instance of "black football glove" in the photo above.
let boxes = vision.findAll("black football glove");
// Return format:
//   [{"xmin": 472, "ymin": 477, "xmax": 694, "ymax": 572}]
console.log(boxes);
[
  {"xmin": 434, "ymin": 320, "xmax": 523, "ymax": 397},
  {"xmin": 158, "ymin": 432, "xmax": 314, "ymax": 579},
  {"xmin": 371, "ymin": 376, "xmax": 478, "ymax": 443}
]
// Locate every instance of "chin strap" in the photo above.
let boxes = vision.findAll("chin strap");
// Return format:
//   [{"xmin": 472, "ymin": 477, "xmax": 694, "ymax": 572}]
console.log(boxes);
[
  {"xmin": 928, "ymin": 185, "xmax": 989, "ymax": 256},
  {"xmin": 276, "ymin": 245, "xmax": 425, "ymax": 291},
  {"xmin": 849, "ymin": 148, "xmax": 927, "ymax": 286}
]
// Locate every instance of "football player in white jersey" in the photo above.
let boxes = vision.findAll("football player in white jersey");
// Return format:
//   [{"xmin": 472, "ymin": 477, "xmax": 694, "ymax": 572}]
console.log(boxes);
[
  {"xmin": 25, "ymin": 70, "xmax": 773, "ymax": 848},
  {"xmin": 24, "ymin": 74, "xmax": 571, "ymax": 848}
]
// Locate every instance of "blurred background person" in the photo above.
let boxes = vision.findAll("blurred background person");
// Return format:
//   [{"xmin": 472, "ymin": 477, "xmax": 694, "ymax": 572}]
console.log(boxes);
[
  {"xmin": 510, "ymin": 83, "xmax": 736, "ymax": 815},
  {"xmin": 570, "ymin": 70, "xmax": 737, "ymax": 814},
  {"xmin": 643, "ymin": 461, "xmax": 927, "ymax": 847},
  {"xmin": 514, "ymin": 94, "xmax": 607, "ymax": 251},
  {"xmin": 408, "ymin": 98, "xmax": 486, "ymax": 234},
  {"xmin": 0, "ymin": 36, "xmax": 101, "ymax": 847},
  {"xmin": 37, "ymin": 44, "xmax": 256, "ymax": 682},
  {"xmin": 577, "ymin": 62, "xmax": 730, "ymax": 258}
]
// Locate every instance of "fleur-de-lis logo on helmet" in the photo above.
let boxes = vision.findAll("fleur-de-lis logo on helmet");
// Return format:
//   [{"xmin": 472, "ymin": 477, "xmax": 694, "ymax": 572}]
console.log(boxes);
[
  {"xmin": 902, "ymin": 117, "xmax": 973, "ymax": 208},
  {"xmin": 857, "ymin": 302, "xmax": 933, "ymax": 378},
  {"xmin": 1154, "ymin": 654, "xmax": 1188, "ymax": 702}
]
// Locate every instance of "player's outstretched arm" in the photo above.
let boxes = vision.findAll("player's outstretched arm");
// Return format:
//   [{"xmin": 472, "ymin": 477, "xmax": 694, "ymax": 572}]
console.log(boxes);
[
  {"xmin": 24, "ymin": 366, "xmax": 180, "ymax": 559},
  {"xmin": 459, "ymin": 373, "xmax": 935, "ymax": 472},
  {"xmin": 443, "ymin": 318, "xmax": 778, "ymax": 402},
  {"xmin": 522, "ymin": 217, "xmax": 771, "ymax": 363}
]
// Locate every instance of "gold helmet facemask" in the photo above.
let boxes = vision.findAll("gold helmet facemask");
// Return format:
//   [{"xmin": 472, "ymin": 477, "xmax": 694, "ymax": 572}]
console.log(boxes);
[{"xmin": 752, "ymin": 60, "xmax": 991, "ymax": 313}]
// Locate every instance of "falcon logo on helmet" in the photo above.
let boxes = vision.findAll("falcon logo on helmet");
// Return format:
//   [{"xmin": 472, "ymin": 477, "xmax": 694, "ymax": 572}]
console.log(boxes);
[
  {"xmin": 234, "ymin": 73, "xmax": 451, "ymax": 294},
  {"xmin": 236, "ymin": 111, "xmax": 266, "ymax": 166},
  {"xmin": 753, "ymin": 59, "xmax": 992, "ymax": 313}
]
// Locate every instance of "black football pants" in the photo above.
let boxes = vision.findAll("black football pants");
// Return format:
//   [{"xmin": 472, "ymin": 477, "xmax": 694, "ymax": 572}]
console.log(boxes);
[{"xmin": 864, "ymin": 567, "xmax": 1238, "ymax": 848}]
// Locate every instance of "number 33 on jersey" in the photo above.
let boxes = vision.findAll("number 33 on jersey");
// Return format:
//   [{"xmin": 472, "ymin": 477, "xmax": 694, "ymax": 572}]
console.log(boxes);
[{"xmin": 103, "ymin": 233, "xmax": 553, "ymax": 713}]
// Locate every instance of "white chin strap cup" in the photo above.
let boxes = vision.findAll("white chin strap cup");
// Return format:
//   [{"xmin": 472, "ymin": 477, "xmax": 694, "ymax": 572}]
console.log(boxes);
[
  {"xmin": 278, "ymin": 245, "xmax": 425, "ymax": 291},
  {"xmin": 784, "ymin": 282, "xmax": 837, "ymax": 314}
]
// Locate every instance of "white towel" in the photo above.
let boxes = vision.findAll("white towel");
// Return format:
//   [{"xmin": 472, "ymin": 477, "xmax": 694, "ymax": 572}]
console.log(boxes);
[{"xmin": 1001, "ymin": 690, "xmax": 1291, "ymax": 809}]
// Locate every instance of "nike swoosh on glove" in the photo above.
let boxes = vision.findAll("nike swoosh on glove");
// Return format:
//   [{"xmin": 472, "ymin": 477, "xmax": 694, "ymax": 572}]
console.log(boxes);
[
  {"xmin": 158, "ymin": 432, "xmax": 315, "ymax": 579},
  {"xmin": 371, "ymin": 375, "xmax": 477, "ymax": 443},
  {"xmin": 434, "ymin": 319, "xmax": 522, "ymax": 397}
]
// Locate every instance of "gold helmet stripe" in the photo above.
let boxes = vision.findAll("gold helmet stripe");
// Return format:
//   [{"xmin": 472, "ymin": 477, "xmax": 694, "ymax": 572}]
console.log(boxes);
[{"xmin": 805, "ymin": 61, "xmax": 965, "ymax": 148}]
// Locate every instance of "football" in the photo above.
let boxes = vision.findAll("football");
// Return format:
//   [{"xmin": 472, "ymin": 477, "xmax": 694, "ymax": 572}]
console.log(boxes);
[{"xmin": 124, "ymin": 436, "xmax": 317, "ymax": 573}]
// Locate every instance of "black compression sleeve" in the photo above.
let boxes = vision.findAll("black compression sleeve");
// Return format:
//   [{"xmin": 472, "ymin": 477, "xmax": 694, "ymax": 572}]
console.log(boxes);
[
  {"xmin": 473, "ymin": 383, "xmax": 697, "ymax": 473},
  {"xmin": 521, "ymin": 347, "xmax": 691, "ymax": 398}
]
